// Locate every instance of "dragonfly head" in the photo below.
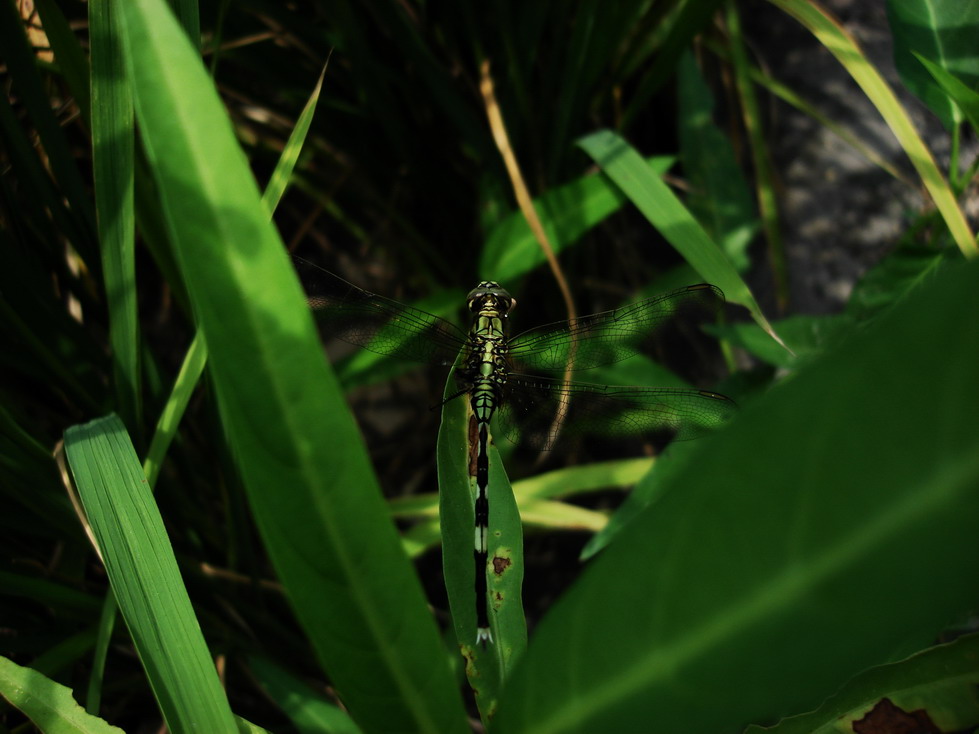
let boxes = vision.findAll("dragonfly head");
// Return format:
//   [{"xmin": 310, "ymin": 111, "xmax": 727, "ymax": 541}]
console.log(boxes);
[{"xmin": 467, "ymin": 281, "xmax": 515, "ymax": 315}]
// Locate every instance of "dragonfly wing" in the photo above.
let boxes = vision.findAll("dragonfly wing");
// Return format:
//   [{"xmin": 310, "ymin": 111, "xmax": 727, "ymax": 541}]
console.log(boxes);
[
  {"xmin": 507, "ymin": 284, "xmax": 723, "ymax": 372},
  {"xmin": 496, "ymin": 373, "xmax": 736, "ymax": 451},
  {"xmin": 295, "ymin": 257, "xmax": 468, "ymax": 365}
]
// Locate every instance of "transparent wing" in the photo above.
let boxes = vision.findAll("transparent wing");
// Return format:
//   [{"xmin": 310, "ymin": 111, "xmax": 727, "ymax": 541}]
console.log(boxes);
[
  {"xmin": 495, "ymin": 374, "xmax": 737, "ymax": 451},
  {"xmin": 294, "ymin": 257, "xmax": 468, "ymax": 366},
  {"xmin": 507, "ymin": 284, "xmax": 723, "ymax": 372}
]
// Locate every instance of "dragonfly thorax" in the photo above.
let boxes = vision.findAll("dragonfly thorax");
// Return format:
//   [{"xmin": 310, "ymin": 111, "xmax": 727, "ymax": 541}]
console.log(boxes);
[{"xmin": 466, "ymin": 281, "xmax": 515, "ymax": 316}]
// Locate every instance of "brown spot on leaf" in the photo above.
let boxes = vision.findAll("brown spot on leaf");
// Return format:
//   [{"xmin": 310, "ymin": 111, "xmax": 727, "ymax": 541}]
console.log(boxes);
[
  {"xmin": 492, "ymin": 556, "xmax": 511, "ymax": 575},
  {"xmin": 852, "ymin": 698, "xmax": 941, "ymax": 734},
  {"xmin": 460, "ymin": 645, "xmax": 477, "ymax": 678},
  {"xmin": 467, "ymin": 415, "xmax": 478, "ymax": 477}
]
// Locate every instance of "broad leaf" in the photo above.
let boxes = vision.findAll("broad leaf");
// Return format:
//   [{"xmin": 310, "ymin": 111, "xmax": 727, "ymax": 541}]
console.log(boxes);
[
  {"xmin": 886, "ymin": 0, "xmax": 979, "ymax": 129},
  {"xmin": 746, "ymin": 633, "xmax": 979, "ymax": 733},
  {"xmin": 491, "ymin": 261, "xmax": 979, "ymax": 734},
  {"xmin": 117, "ymin": 1, "xmax": 468, "ymax": 731}
]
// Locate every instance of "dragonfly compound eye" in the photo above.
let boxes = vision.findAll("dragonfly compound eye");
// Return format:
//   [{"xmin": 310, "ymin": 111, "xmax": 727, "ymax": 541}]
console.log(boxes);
[{"xmin": 467, "ymin": 281, "xmax": 514, "ymax": 314}]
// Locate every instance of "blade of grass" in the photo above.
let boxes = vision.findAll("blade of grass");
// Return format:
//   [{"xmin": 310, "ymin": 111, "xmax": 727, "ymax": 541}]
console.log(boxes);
[
  {"xmin": 90, "ymin": 0, "xmax": 140, "ymax": 435},
  {"xmin": 142, "ymin": 330, "xmax": 207, "ymax": 488},
  {"xmin": 27, "ymin": 630, "xmax": 99, "ymax": 680},
  {"xmin": 249, "ymin": 656, "xmax": 364, "ymax": 734},
  {"xmin": 480, "ymin": 156, "xmax": 676, "ymax": 283},
  {"xmin": 703, "ymin": 36, "xmax": 913, "ymax": 185},
  {"xmin": 514, "ymin": 500, "xmax": 606, "ymax": 532},
  {"xmin": 64, "ymin": 414, "xmax": 237, "ymax": 733},
  {"xmin": 393, "ymin": 497, "xmax": 607, "ymax": 534},
  {"xmin": 235, "ymin": 716, "xmax": 278, "ymax": 734},
  {"xmin": 768, "ymin": 0, "xmax": 976, "ymax": 259},
  {"xmin": 516, "ymin": 456, "xmax": 653, "ymax": 502},
  {"xmin": 725, "ymin": 0, "xmax": 789, "ymax": 312},
  {"xmin": 577, "ymin": 129, "xmax": 788, "ymax": 351},
  {"xmin": 84, "ymin": 590, "xmax": 118, "ymax": 715},
  {"xmin": 262, "ymin": 61, "xmax": 328, "ymax": 215},
  {"xmin": 480, "ymin": 59, "xmax": 576, "ymax": 320},
  {"xmin": 0, "ymin": 0, "xmax": 99, "ymax": 265},
  {"xmin": 234, "ymin": 718, "xmax": 274, "ymax": 734},
  {"xmin": 117, "ymin": 1, "xmax": 469, "ymax": 731},
  {"xmin": 33, "ymin": 0, "xmax": 92, "ymax": 124}
]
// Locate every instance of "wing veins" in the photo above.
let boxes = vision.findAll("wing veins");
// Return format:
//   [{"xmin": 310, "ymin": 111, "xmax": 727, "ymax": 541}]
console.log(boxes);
[
  {"xmin": 296, "ymin": 257, "xmax": 467, "ymax": 365},
  {"xmin": 507, "ymin": 284, "xmax": 723, "ymax": 372}
]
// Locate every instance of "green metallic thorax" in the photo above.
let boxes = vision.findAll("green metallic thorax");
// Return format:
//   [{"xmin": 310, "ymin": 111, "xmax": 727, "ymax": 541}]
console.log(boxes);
[{"xmin": 464, "ymin": 282, "xmax": 514, "ymax": 423}]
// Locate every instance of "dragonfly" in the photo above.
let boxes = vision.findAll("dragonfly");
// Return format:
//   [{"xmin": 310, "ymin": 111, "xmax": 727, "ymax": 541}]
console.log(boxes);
[{"xmin": 294, "ymin": 257, "xmax": 737, "ymax": 645}]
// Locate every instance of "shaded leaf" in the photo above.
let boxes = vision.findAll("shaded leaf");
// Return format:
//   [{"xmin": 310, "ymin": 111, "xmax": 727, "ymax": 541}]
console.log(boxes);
[
  {"xmin": 0, "ymin": 655, "xmax": 125, "ymax": 734},
  {"xmin": 745, "ymin": 633, "xmax": 979, "ymax": 733},
  {"xmin": 886, "ymin": 0, "xmax": 979, "ymax": 129},
  {"xmin": 491, "ymin": 261, "xmax": 979, "ymax": 734},
  {"xmin": 117, "ymin": 1, "xmax": 468, "ymax": 731}
]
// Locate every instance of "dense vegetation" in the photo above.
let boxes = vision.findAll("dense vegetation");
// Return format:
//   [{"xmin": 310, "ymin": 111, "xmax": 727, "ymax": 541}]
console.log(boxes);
[{"xmin": 2, "ymin": 1, "xmax": 977, "ymax": 732}]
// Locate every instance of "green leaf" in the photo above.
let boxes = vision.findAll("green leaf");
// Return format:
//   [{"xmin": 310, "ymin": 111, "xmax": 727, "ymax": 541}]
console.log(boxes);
[
  {"xmin": 708, "ymin": 313, "xmax": 854, "ymax": 369},
  {"xmin": 513, "ymin": 457, "xmax": 653, "ymax": 503},
  {"xmin": 490, "ymin": 260, "xmax": 979, "ymax": 734},
  {"xmin": 64, "ymin": 414, "xmax": 236, "ymax": 733},
  {"xmin": 886, "ymin": 0, "xmax": 979, "ymax": 130},
  {"xmin": 724, "ymin": 1, "xmax": 789, "ymax": 308},
  {"xmin": 746, "ymin": 633, "xmax": 979, "ymax": 733},
  {"xmin": 0, "ymin": 571, "xmax": 101, "ymax": 618},
  {"xmin": 480, "ymin": 156, "xmax": 674, "ymax": 283},
  {"xmin": 437, "ymin": 368, "xmax": 526, "ymax": 722},
  {"xmin": 116, "ymin": 1, "xmax": 468, "ymax": 731},
  {"xmin": 234, "ymin": 717, "xmax": 275, "ymax": 734},
  {"xmin": 0, "ymin": 654, "xmax": 125, "ymax": 734},
  {"xmin": 677, "ymin": 50, "xmax": 756, "ymax": 272},
  {"xmin": 577, "ymin": 129, "xmax": 785, "ymax": 350},
  {"xmin": 142, "ymin": 331, "xmax": 207, "ymax": 488},
  {"xmin": 90, "ymin": 0, "xmax": 140, "ymax": 433},
  {"xmin": 262, "ymin": 63, "xmax": 327, "ymax": 214},
  {"xmin": 846, "ymin": 242, "xmax": 949, "ymax": 320},
  {"xmin": 579, "ymin": 440, "xmax": 698, "ymax": 561},
  {"xmin": 249, "ymin": 656, "xmax": 363, "ymax": 734},
  {"xmin": 145, "ymin": 65, "xmax": 327, "ymax": 487},
  {"xmin": 914, "ymin": 52, "xmax": 979, "ymax": 134}
]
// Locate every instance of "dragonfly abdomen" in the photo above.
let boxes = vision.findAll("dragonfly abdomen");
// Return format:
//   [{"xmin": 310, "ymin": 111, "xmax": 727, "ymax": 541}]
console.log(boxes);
[{"xmin": 464, "ymin": 292, "xmax": 513, "ymax": 646}]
